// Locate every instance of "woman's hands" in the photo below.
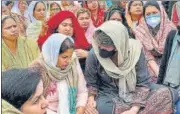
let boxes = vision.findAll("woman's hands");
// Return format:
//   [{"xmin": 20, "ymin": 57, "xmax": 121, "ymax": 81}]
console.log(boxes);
[
  {"xmin": 75, "ymin": 49, "xmax": 89, "ymax": 59},
  {"xmin": 121, "ymin": 106, "xmax": 140, "ymax": 114},
  {"xmin": 40, "ymin": 20, "xmax": 48, "ymax": 36},
  {"xmin": 84, "ymin": 96, "xmax": 99, "ymax": 114}
]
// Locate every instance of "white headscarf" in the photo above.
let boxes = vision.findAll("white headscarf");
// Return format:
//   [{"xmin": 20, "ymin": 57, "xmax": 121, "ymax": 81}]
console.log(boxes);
[
  {"xmin": 11, "ymin": 1, "xmax": 28, "ymax": 16},
  {"xmin": 27, "ymin": 1, "xmax": 47, "ymax": 23}
]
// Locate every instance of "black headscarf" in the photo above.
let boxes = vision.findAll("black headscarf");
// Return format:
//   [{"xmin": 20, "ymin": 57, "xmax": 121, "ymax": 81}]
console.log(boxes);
[{"xmin": 105, "ymin": 6, "xmax": 135, "ymax": 38}]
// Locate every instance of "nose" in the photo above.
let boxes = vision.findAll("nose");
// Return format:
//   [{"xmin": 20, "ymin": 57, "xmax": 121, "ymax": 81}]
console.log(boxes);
[
  {"xmin": 65, "ymin": 25, "xmax": 71, "ymax": 31},
  {"xmin": 41, "ymin": 96, "xmax": 49, "ymax": 109}
]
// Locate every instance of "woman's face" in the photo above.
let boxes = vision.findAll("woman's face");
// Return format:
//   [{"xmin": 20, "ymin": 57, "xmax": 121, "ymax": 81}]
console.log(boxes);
[
  {"xmin": 2, "ymin": 18, "xmax": 19, "ymax": 41},
  {"xmin": 2, "ymin": 6, "xmax": 10, "ymax": 16},
  {"xmin": 56, "ymin": 48, "xmax": 74, "ymax": 70},
  {"xmin": 109, "ymin": 12, "xmax": 122, "ymax": 22},
  {"xmin": 57, "ymin": 18, "xmax": 73, "ymax": 36},
  {"xmin": 50, "ymin": 3, "xmax": 60, "ymax": 17},
  {"xmin": 19, "ymin": 1, "xmax": 27, "ymax": 12},
  {"xmin": 130, "ymin": 1, "xmax": 143, "ymax": 15},
  {"xmin": 120, "ymin": 1, "xmax": 128, "ymax": 8},
  {"xmin": 33, "ymin": 2, "xmax": 46, "ymax": 21},
  {"xmin": 87, "ymin": 1, "xmax": 98, "ymax": 11},
  {"xmin": 21, "ymin": 81, "xmax": 48, "ymax": 114},
  {"xmin": 77, "ymin": 12, "xmax": 91, "ymax": 30},
  {"xmin": 145, "ymin": 6, "xmax": 160, "ymax": 16}
]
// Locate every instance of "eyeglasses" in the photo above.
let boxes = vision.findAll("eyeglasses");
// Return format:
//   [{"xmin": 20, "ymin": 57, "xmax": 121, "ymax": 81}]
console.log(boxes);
[{"xmin": 50, "ymin": 8, "xmax": 60, "ymax": 11}]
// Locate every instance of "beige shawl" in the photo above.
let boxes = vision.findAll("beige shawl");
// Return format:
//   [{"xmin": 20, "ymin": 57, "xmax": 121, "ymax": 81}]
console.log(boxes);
[{"xmin": 92, "ymin": 21, "xmax": 142, "ymax": 102}]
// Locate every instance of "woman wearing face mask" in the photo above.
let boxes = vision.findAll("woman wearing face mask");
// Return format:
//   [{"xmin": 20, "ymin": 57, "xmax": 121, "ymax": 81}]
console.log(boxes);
[
  {"xmin": 2, "ymin": 68, "xmax": 48, "ymax": 114},
  {"xmin": 30, "ymin": 33, "xmax": 88, "ymax": 114},
  {"xmin": 2, "ymin": 16, "xmax": 40, "ymax": 71},
  {"xmin": 125, "ymin": 1, "xmax": 143, "ymax": 30},
  {"xmin": 26, "ymin": 1, "xmax": 47, "ymax": 41},
  {"xmin": 134, "ymin": 0, "xmax": 177, "ymax": 82},
  {"xmin": 84, "ymin": 21, "xmax": 173, "ymax": 114},
  {"xmin": 11, "ymin": 0, "xmax": 29, "ymax": 36}
]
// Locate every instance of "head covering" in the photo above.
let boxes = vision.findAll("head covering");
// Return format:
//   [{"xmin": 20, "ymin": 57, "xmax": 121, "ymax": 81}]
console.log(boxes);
[
  {"xmin": 37, "ymin": 11, "xmax": 90, "ymax": 49},
  {"xmin": 143, "ymin": 0, "xmax": 160, "ymax": 16},
  {"xmin": 27, "ymin": 1, "xmax": 46, "ymax": 23},
  {"xmin": 134, "ymin": 2, "xmax": 177, "ymax": 57},
  {"xmin": 92, "ymin": 21, "xmax": 142, "ymax": 102},
  {"xmin": 37, "ymin": 33, "xmax": 78, "ymax": 114},
  {"xmin": 105, "ymin": 6, "xmax": 135, "ymax": 38},
  {"xmin": 11, "ymin": 1, "xmax": 28, "ymax": 16},
  {"xmin": 2, "ymin": 99, "xmax": 22, "ymax": 114},
  {"xmin": 83, "ymin": 1, "xmax": 104, "ymax": 27}
]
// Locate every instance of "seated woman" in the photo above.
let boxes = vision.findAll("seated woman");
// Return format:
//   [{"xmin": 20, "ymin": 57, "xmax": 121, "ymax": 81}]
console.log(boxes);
[
  {"xmin": 2, "ymin": 68, "xmax": 48, "ymax": 114},
  {"xmin": 105, "ymin": 5, "xmax": 135, "ymax": 38},
  {"xmin": 125, "ymin": 1, "xmax": 143, "ymax": 30},
  {"xmin": 84, "ymin": 21, "xmax": 173, "ymax": 114},
  {"xmin": 11, "ymin": 0, "xmax": 29, "ymax": 36},
  {"xmin": 30, "ymin": 33, "xmax": 87, "ymax": 114},
  {"xmin": 158, "ymin": 27, "xmax": 180, "ymax": 114},
  {"xmin": 37, "ymin": 10, "xmax": 90, "ymax": 71},
  {"xmin": 134, "ymin": 0, "xmax": 177, "ymax": 82},
  {"xmin": 49, "ymin": 1, "xmax": 61, "ymax": 18},
  {"xmin": 83, "ymin": 1, "xmax": 104, "ymax": 27},
  {"xmin": 76, "ymin": 8, "xmax": 96, "ymax": 44},
  {"xmin": 2, "ymin": 16, "xmax": 40, "ymax": 71},
  {"xmin": 26, "ymin": 1, "xmax": 47, "ymax": 41}
]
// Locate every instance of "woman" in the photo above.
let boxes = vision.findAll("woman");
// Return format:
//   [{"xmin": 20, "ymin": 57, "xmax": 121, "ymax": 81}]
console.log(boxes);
[
  {"xmin": 83, "ymin": 1, "xmax": 104, "ymax": 27},
  {"xmin": 171, "ymin": 2, "xmax": 180, "ymax": 26},
  {"xmin": 2, "ymin": 3, "xmax": 10, "ymax": 16},
  {"xmin": 38, "ymin": 10, "xmax": 90, "ymax": 70},
  {"xmin": 11, "ymin": 0, "xmax": 29, "ymax": 36},
  {"xmin": 49, "ymin": 1, "xmax": 61, "ymax": 17},
  {"xmin": 2, "ymin": 16, "xmax": 40, "ymax": 71},
  {"xmin": 26, "ymin": 1, "xmax": 47, "ymax": 41},
  {"xmin": 30, "ymin": 33, "xmax": 87, "ymax": 114},
  {"xmin": 105, "ymin": 6, "xmax": 135, "ymax": 38},
  {"xmin": 2, "ymin": 68, "xmax": 48, "ymax": 114},
  {"xmin": 158, "ymin": 27, "xmax": 180, "ymax": 114},
  {"xmin": 125, "ymin": 1, "xmax": 143, "ymax": 29},
  {"xmin": 60, "ymin": 1, "xmax": 81, "ymax": 14},
  {"xmin": 76, "ymin": 8, "xmax": 96, "ymax": 44},
  {"xmin": 84, "ymin": 20, "xmax": 173, "ymax": 114},
  {"xmin": 134, "ymin": 1, "xmax": 177, "ymax": 82}
]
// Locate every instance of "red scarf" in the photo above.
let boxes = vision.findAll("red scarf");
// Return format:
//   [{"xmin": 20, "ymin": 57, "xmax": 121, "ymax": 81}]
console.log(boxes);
[
  {"xmin": 83, "ymin": 2, "xmax": 104, "ymax": 27},
  {"xmin": 37, "ymin": 11, "xmax": 90, "ymax": 50}
]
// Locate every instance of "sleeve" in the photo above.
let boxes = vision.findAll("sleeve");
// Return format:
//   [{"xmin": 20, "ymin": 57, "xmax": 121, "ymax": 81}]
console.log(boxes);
[
  {"xmin": 76, "ymin": 59, "xmax": 88, "ymax": 108},
  {"xmin": 84, "ymin": 49, "xmax": 99, "ymax": 97},
  {"xmin": 157, "ymin": 30, "xmax": 176, "ymax": 84},
  {"xmin": 26, "ymin": 39, "xmax": 40, "ymax": 60},
  {"xmin": 136, "ymin": 50, "xmax": 151, "ymax": 86}
]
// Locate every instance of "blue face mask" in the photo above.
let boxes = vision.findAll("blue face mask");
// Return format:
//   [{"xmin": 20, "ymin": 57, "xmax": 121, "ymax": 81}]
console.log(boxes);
[{"xmin": 145, "ymin": 14, "xmax": 161, "ymax": 28}]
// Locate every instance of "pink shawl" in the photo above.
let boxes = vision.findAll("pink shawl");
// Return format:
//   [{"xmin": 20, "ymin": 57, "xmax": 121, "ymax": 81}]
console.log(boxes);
[
  {"xmin": 134, "ymin": 5, "xmax": 176, "ymax": 60},
  {"xmin": 85, "ymin": 22, "xmax": 96, "ymax": 44}
]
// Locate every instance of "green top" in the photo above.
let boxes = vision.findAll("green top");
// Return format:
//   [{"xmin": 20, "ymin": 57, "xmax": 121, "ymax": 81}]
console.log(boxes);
[{"xmin": 2, "ymin": 36, "xmax": 40, "ymax": 71}]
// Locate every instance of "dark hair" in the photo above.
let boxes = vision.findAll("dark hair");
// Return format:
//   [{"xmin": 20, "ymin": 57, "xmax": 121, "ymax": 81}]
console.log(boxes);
[
  {"xmin": 178, "ymin": 26, "xmax": 180, "ymax": 35},
  {"xmin": 2, "ymin": 16, "xmax": 16, "ymax": 26},
  {"xmin": 5, "ymin": 1, "xmax": 14, "ymax": 6},
  {"xmin": 59, "ymin": 38, "xmax": 74, "ymax": 54},
  {"xmin": 2, "ymin": 68, "xmax": 41, "ymax": 109},
  {"xmin": 128, "ymin": 1, "xmax": 143, "ymax": 13},
  {"xmin": 143, "ymin": 0, "xmax": 160, "ymax": 16},
  {"xmin": 33, "ymin": 1, "xmax": 46, "ymax": 12},
  {"xmin": 50, "ymin": 2, "xmax": 61, "ymax": 10}
]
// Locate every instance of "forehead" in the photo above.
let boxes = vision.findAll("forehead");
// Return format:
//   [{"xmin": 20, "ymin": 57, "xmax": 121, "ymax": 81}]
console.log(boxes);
[
  {"xmin": 78, "ymin": 12, "xmax": 90, "ymax": 17},
  {"xmin": 145, "ymin": 5, "xmax": 159, "ymax": 13},
  {"xmin": 35, "ymin": 2, "xmax": 45, "ymax": 9},
  {"xmin": 61, "ymin": 18, "xmax": 72, "ymax": 24},
  {"xmin": 2, "ymin": 18, "xmax": 16, "ymax": 27}
]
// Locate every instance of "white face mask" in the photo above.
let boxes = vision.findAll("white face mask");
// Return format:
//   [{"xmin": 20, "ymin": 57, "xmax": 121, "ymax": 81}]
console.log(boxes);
[{"xmin": 145, "ymin": 14, "xmax": 161, "ymax": 28}]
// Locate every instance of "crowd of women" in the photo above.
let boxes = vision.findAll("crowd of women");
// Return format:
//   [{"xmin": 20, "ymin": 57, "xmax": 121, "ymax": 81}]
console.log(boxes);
[{"xmin": 2, "ymin": 0, "xmax": 180, "ymax": 114}]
